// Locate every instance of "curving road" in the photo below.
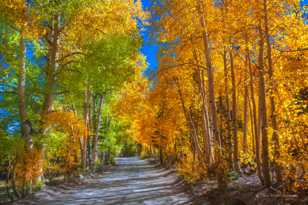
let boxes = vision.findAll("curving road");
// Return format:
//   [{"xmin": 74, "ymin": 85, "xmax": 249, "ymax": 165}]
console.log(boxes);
[{"xmin": 14, "ymin": 157, "xmax": 193, "ymax": 205}]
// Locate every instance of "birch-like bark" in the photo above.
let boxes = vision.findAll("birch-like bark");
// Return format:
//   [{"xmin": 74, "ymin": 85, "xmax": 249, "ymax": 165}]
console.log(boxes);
[
  {"xmin": 91, "ymin": 95, "xmax": 104, "ymax": 167},
  {"xmin": 196, "ymin": 0, "xmax": 220, "ymax": 154},
  {"xmin": 192, "ymin": 46, "xmax": 212, "ymax": 164},
  {"xmin": 82, "ymin": 85, "xmax": 91, "ymax": 170},
  {"xmin": 18, "ymin": 35, "xmax": 31, "ymax": 145}
]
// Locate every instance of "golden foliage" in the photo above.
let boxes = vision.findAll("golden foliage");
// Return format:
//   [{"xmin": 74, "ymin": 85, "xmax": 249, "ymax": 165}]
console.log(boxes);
[
  {"xmin": 14, "ymin": 148, "xmax": 43, "ymax": 187},
  {"xmin": 43, "ymin": 112, "xmax": 88, "ymax": 174},
  {"xmin": 44, "ymin": 111, "xmax": 88, "ymax": 139},
  {"xmin": 115, "ymin": 0, "xmax": 307, "ymax": 191}
]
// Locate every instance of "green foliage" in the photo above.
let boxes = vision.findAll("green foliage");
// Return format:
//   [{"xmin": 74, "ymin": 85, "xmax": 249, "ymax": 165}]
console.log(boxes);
[
  {"xmin": 99, "ymin": 119, "xmax": 124, "ymax": 162},
  {"xmin": 85, "ymin": 33, "xmax": 139, "ymax": 90},
  {"xmin": 41, "ymin": 131, "xmax": 67, "ymax": 178},
  {"xmin": 0, "ymin": 131, "xmax": 26, "ymax": 172},
  {"xmin": 0, "ymin": 131, "xmax": 43, "ymax": 198},
  {"xmin": 227, "ymin": 171, "xmax": 240, "ymax": 181},
  {"xmin": 98, "ymin": 106, "xmax": 137, "ymax": 163},
  {"xmin": 33, "ymin": 0, "xmax": 89, "ymax": 20},
  {"xmin": 0, "ymin": 0, "xmax": 143, "ymax": 200},
  {"xmin": 0, "ymin": 131, "xmax": 13, "ymax": 172}
]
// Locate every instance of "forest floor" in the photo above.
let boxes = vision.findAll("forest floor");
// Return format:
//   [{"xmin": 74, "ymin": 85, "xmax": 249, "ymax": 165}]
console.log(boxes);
[
  {"xmin": 191, "ymin": 170, "xmax": 307, "ymax": 205},
  {"xmin": 1, "ymin": 157, "xmax": 307, "ymax": 205},
  {"xmin": 7, "ymin": 157, "xmax": 194, "ymax": 205}
]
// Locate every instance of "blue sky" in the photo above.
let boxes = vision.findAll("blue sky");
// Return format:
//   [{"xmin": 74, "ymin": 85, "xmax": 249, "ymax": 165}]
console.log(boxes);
[
  {"xmin": 139, "ymin": 0, "xmax": 160, "ymax": 76},
  {"xmin": 300, "ymin": 0, "xmax": 308, "ymax": 24}
]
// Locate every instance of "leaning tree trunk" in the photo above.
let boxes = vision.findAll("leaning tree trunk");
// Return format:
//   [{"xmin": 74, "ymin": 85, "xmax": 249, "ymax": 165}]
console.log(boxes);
[
  {"xmin": 174, "ymin": 78, "xmax": 201, "ymax": 157},
  {"xmin": 192, "ymin": 45, "xmax": 212, "ymax": 165},
  {"xmin": 173, "ymin": 77, "xmax": 202, "ymax": 167}
]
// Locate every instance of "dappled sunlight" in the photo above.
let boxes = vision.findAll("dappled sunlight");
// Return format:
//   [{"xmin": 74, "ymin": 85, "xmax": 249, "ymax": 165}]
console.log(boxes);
[{"xmin": 0, "ymin": 0, "xmax": 307, "ymax": 204}]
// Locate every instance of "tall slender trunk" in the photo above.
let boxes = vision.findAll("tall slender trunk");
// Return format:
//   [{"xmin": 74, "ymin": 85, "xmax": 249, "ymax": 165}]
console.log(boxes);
[
  {"xmin": 243, "ymin": 54, "xmax": 249, "ymax": 153},
  {"xmin": 188, "ymin": 108, "xmax": 202, "ymax": 157},
  {"xmin": 221, "ymin": 0, "xmax": 232, "ymax": 168},
  {"xmin": 18, "ymin": 35, "xmax": 31, "ymax": 145},
  {"xmin": 263, "ymin": 0, "xmax": 282, "ymax": 183},
  {"xmin": 197, "ymin": 0, "xmax": 225, "ymax": 188},
  {"xmin": 196, "ymin": 0, "xmax": 219, "ymax": 151},
  {"xmin": 42, "ymin": 15, "xmax": 60, "ymax": 115},
  {"xmin": 192, "ymin": 46, "xmax": 212, "ymax": 164},
  {"xmin": 230, "ymin": 50, "xmax": 239, "ymax": 171},
  {"xmin": 92, "ymin": 95, "xmax": 104, "ymax": 167},
  {"xmin": 199, "ymin": 69, "xmax": 212, "ymax": 164},
  {"xmin": 82, "ymin": 85, "xmax": 91, "ymax": 170},
  {"xmin": 258, "ymin": 24, "xmax": 271, "ymax": 186},
  {"xmin": 223, "ymin": 49, "xmax": 232, "ymax": 168},
  {"xmin": 248, "ymin": 94, "xmax": 255, "ymax": 153},
  {"xmin": 243, "ymin": 83, "xmax": 249, "ymax": 153},
  {"xmin": 247, "ymin": 43, "xmax": 262, "ymax": 181},
  {"xmin": 174, "ymin": 78, "xmax": 202, "ymax": 159},
  {"xmin": 201, "ymin": 70, "xmax": 213, "ymax": 161}
]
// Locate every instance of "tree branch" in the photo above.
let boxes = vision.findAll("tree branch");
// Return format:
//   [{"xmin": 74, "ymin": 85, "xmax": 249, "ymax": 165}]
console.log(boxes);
[
  {"xmin": 57, "ymin": 51, "xmax": 85, "ymax": 63},
  {"xmin": 276, "ymin": 47, "xmax": 308, "ymax": 53}
]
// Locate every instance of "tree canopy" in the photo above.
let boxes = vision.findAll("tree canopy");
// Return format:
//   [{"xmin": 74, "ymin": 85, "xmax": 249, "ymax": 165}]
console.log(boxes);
[{"xmin": 0, "ymin": 0, "xmax": 307, "ymax": 201}]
